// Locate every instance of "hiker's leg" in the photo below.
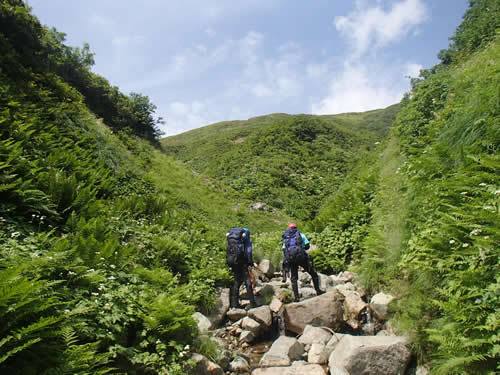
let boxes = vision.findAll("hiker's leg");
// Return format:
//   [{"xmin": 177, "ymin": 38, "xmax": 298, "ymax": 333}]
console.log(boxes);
[
  {"xmin": 290, "ymin": 263, "xmax": 300, "ymax": 301},
  {"xmin": 306, "ymin": 256, "xmax": 324, "ymax": 295},
  {"xmin": 243, "ymin": 267, "xmax": 257, "ymax": 308},
  {"xmin": 230, "ymin": 267, "xmax": 243, "ymax": 308}
]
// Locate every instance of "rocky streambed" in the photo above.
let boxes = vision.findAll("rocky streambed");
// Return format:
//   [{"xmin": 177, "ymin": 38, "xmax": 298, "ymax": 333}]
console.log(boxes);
[{"xmin": 188, "ymin": 261, "xmax": 427, "ymax": 375}]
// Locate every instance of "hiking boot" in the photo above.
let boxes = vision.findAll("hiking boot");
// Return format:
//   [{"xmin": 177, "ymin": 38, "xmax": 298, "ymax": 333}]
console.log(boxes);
[{"xmin": 316, "ymin": 289, "xmax": 325, "ymax": 296}]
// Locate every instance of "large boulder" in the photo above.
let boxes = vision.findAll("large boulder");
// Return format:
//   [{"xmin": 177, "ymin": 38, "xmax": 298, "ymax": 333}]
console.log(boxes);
[
  {"xmin": 252, "ymin": 361, "xmax": 326, "ymax": 375},
  {"xmin": 328, "ymin": 335, "xmax": 411, "ymax": 375},
  {"xmin": 229, "ymin": 356, "xmax": 251, "ymax": 373},
  {"xmin": 318, "ymin": 272, "xmax": 335, "ymax": 291},
  {"xmin": 298, "ymin": 325, "xmax": 333, "ymax": 346},
  {"xmin": 248, "ymin": 305, "xmax": 272, "ymax": 329},
  {"xmin": 241, "ymin": 316, "xmax": 261, "ymax": 336},
  {"xmin": 192, "ymin": 312, "xmax": 212, "ymax": 332},
  {"xmin": 342, "ymin": 290, "xmax": 367, "ymax": 329},
  {"xmin": 189, "ymin": 353, "xmax": 224, "ymax": 375},
  {"xmin": 308, "ymin": 343, "xmax": 329, "ymax": 364},
  {"xmin": 283, "ymin": 291, "xmax": 344, "ymax": 334},
  {"xmin": 258, "ymin": 259, "xmax": 275, "ymax": 277},
  {"xmin": 259, "ymin": 336, "xmax": 304, "ymax": 367},
  {"xmin": 227, "ymin": 308, "xmax": 246, "ymax": 321},
  {"xmin": 269, "ymin": 297, "xmax": 283, "ymax": 313},
  {"xmin": 207, "ymin": 287, "xmax": 230, "ymax": 328},
  {"xmin": 370, "ymin": 292, "xmax": 396, "ymax": 320}
]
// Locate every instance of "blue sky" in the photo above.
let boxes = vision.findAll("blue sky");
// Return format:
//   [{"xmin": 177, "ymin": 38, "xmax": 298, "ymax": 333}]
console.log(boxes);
[{"xmin": 27, "ymin": 0, "xmax": 469, "ymax": 136}]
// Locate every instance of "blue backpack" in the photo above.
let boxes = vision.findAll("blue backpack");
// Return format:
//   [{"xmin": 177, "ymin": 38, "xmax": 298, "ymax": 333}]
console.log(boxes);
[
  {"xmin": 226, "ymin": 227, "xmax": 247, "ymax": 266},
  {"xmin": 283, "ymin": 228, "xmax": 305, "ymax": 263}
]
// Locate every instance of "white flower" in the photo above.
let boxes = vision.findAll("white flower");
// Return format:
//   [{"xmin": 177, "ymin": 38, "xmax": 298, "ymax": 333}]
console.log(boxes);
[
  {"xmin": 495, "ymin": 190, "xmax": 500, "ymax": 195},
  {"xmin": 110, "ymin": 264, "xmax": 116, "ymax": 269},
  {"xmin": 449, "ymin": 239, "xmax": 456, "ymax": 245},
  {"xmin": 460, "ymin": 192, "xmax": 468, "ymax": 195},
  {"xmin": 462, "ymin": 243, "xmax": 470, "ymax": 248},
  {"xmin": 100, "ymin": 257, "xmax": 105, "ymax": 261},
  {"xmin": 469, "ymin": 229, "xmax": 482, "ymax": 236},
  {"xmin": 179, "ymin": 352, "xmax": 184, "ymax": 358},
  {"xmin": 68, "ymin": 271, "xmax": 76, "ymax": 275},
  {"xmin": 107, "ymin": 276, "xmax": 116, "ymax": 280},
  {"xmin": 184, "ymin": 345, "xmax": 190, "ymax": 350},
  {"xmin": 64, "ymin": 309, "xmax": 70, "ymax": 314},
  {"xmin": 10, "ymin": 232, "xmax": 20, "ymax": 238},
  {"xmin": 91, "ymin": 292, "xmax": 99, "ymax": 296},
  {"xmin": 479, "ymin": 182, "xmax": 487, "ymax": 187},
  {"xmin": 87, "ymin": 268, "xmax": 95, "ymax": 272}
]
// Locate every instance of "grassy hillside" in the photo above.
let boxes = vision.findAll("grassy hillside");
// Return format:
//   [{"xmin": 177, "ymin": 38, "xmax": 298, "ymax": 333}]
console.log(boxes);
[
  {"xmin": 0, "ymin": 2, "xmax": 290, "ymax": 374},
  {"xmin": 162, "ymin": 105, "xmax": 400, "ymax": 221}
]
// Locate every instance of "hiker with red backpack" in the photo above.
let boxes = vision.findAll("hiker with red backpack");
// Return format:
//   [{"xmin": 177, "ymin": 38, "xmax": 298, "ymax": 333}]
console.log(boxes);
[
  {"xmin": 226, "ymin": 227, "xmax": 258, "ymax": 309},
  {"xmin": 282, "ymin": 223, "xmax": 324, "ymax": 302}
]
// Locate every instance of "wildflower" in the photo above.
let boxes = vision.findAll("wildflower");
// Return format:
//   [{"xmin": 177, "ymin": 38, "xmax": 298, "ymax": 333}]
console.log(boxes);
[
  {"xmin": 64, "ymin": 309, "xmax": 70, "ymax": 314},
  {"xmin": 91, "ymin": 292, "xmax": 99, "ymax": 296},
  {"xmin": 179, "ymin": 352, "xmax": 184, "ymax": 358},
  {"xmin": 184, "ymin": 345, "xmax": 190, "ymax": 351},
  {"xmin": 495, "ymin": 190, "xmax": 500, "ymax": 195},
  {"xmin": 462, "ymin": 243, "xmax": 470, "ymax": 248},
  {"xmin": 10, "ymin": 232, "xmax": 20, "ymax": 238},
  {"xmin": 156, "ymin": 339, "xmax": 161, "ymax": 344},
  {"xmin": 479, "ymin": 182, "xmax": 487, "ymax": 187},
  {"xmin": 100, "ymin": 257, "xmax": 105, "ymax": 261},
  {"xmin": 110, "ymin": 264, "xmax": 116, "ymax": 269},
  {"xmin": 469, "ymin": 229, "xmax": 481, "ymax": 236},
  {"xmin": 474, "ymin": 299, "xmax": 481, "ymax": 304},
  {"xmin": 107, "ymin": 276, "xmax": 116, "ymax": 280},
  {"xmin": 449, "ymin": 239, "xmax": 456, "ymax": 245},
  {"xmin": 68, "ymin": 271, "xmax": 76, "ymax": 275},
  {"xmin": 460, "ymin": 192, "xmax": 468, "ymax": 195},
  {"xmin": 87, "ymin": 268, "xmax": 95, "ymax": 272}
]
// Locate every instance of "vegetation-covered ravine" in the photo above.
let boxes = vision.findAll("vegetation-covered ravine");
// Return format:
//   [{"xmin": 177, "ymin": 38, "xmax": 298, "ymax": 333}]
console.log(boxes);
[{"xmin": 1, "ymin": 0, "xmax": 498, "ymax": 374}]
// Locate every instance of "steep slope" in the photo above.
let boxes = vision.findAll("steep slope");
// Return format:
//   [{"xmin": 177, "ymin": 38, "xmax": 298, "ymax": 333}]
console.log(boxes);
[
  {"xmin": 162, "ymin": 105, "xmax": 400, "ymax": 221},
  {"xmin": 310, "ymin": 1, "xmax": 499, "ymax": 373},
  {"xmin": 0, "ymin": 2, "xmax": 290, "ymax": 374}
]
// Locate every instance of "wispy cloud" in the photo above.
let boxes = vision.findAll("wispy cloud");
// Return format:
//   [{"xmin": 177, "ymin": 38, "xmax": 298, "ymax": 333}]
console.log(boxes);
[
  {"xmin": 335, "ymin": 0, "xmax": 428, "ymax": 58},
  {"xmin": 312, "ymin": 0, "xmax": 428, "ymax": 116}
]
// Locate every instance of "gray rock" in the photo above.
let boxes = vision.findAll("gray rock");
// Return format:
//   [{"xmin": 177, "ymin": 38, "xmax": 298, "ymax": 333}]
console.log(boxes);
[
  {"xmin": 229, "ymin": 356, "xmax": 250, "ymax": 373},
  {"xmin": 342, "ymin": 290, "xmax": 367, "ymax": 329},
  {"xmin": 370, "ymin": 292, "xmax": 396, "ymax": 320},
  {"xmin": 300, "ymin": 287, "xmax": 317, "ymax": 299},
  {"xmin": 192, "ymin": 312, "xmax": 212, "ymax": 332},
  {"xmin": 283, "ymin": 290, "xmax": 344, "ymax": 334},
  {"xmin": 227, "ymin": 308, "xmax": 247, "ymax": 321},
  {"xmin": 269, "ymin": 297, "xmax": 283, "ymax": 313},
  {"xmin": 318, "ymin": 272, "xmax": 335, "ymax": 291},
  {"xmin": 241, "ymin": 316, "xmax": 261, "ymax": 336},
  {"xmin": 252, "ymin": 361, "xmax": 326, "ymax": 374},
  {"xmin": 328, "ymin": 335, "xmax": 411, "ymax": 375},
  {"xmin": 308, "ymin": 343, "xmax": 329, "ymax": 364},
  {"xmin": 325, "ymin": 333, "xmax": 345, "ymax": 354},
  {"xmin": 298, "ymin": 325, "xmax": 333, "ymax": 345},
  {"xmin": 248, "ymin": 305, "xmax": 272, "ymax": 328},
  {"xmin": 259, "ymin": 336, "xmax": 304, "ymax": 367},
  {"xmin": 189, "ymin": 353, "xmax": 224, "ymax": 375},
  {"xmin": 258, "ymin": 259, "xmax": 275, "ymax": 277},
  {"xmin": 239, "ymin": 330, "xmax": 256, "ymax": 344},
  {"xmin": 207, "ymin": 287, "xmax": 230, "ymax": 328}
]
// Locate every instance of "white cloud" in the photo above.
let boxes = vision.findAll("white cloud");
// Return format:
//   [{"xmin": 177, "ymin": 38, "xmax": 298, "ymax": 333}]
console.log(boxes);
[
  {"xmin": 165, "ymin": 100, "xmax": 212, "ymax": 136},
  {"xmin": 312, "ymin": 64, "xmax": 403, "ymax": 115},
  {"xmin": 334, "ymin": 0, "xmax": 428, "ymax": 57},
  {"xmin": 404, "ymin": 62, "xmax": 423, "ymax": 78},
  {"xmin": 306, "ymin": 63, "xmax": 328, "ymax": 79}
]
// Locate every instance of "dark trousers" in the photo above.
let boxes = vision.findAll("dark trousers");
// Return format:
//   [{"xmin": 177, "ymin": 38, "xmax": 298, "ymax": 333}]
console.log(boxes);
[
  {"xmin": 289, "ymin": 254, "xmax": 322, "ymax": 301},
  {"xmin": 230, "ymin": 264, "xmax": 256, "ymax": 308}
]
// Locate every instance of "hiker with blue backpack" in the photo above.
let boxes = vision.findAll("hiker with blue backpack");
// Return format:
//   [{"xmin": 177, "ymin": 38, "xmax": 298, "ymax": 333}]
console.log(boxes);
[
  {"xmin": 282, "ymin": 223, "xmax": 324, "ymax": 302},
  {"xmin": 226, "ymin": 227, "xmax": 258, "ymax": 309}
]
